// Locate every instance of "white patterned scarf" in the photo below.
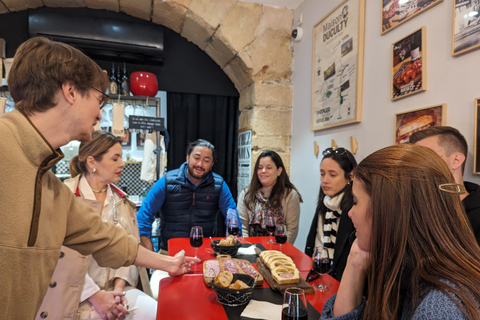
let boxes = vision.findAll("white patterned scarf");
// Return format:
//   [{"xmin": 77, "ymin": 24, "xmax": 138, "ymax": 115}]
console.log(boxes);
[{"xmin": 323, "ymin": 192, "xmax": 344, "ymax": 259}]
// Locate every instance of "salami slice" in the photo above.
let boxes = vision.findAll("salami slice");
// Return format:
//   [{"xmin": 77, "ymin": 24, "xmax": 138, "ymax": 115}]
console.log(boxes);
[
  {"xmin": 204, "ymin": 260, "xmax": 220, "ymax": 278},
  {"xmin": 222, "ymin": 259, "xmax": 239, "ymax": 273},
  {"xmin": 237, "ymin": 260, "xmax": 257, "ymax": 277}
]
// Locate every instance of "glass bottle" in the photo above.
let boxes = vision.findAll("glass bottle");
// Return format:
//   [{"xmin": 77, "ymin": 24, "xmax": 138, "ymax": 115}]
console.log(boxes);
[
  {"xmin": 121, "ymin": 62, "xmax": 130, "ymax": 96},
  {"xmin": 109, "ymin": 63, "xmax": 118, "ymax": 95}
]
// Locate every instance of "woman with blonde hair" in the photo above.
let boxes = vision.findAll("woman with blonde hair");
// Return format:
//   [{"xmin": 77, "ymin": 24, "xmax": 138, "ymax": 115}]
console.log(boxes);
[
  {"xmin": 322, "ymin": 144, "xmax": 480, "ymax": 320},
  {"xmin": 36, "ymin": 131, "xmax": 156, "ymax": 320}
]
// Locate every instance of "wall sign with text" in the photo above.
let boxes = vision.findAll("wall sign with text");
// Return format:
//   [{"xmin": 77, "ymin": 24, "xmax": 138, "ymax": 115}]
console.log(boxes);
[{"xmin": 311, "ymin": 0, "xmax": 365, "ymax": 131}]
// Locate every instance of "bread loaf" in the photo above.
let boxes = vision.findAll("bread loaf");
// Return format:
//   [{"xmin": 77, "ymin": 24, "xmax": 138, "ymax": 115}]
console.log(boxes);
[
  {"xmin": 259, "ymin": 250, "xmax": 300, "ymax": 284},
  {"xmin": 229, "ymin": 279, "xmax": 250, "ymax": 289},
  {"xmin": 214, "ymin": 271, "xmax": 233, "ymax": 288}
]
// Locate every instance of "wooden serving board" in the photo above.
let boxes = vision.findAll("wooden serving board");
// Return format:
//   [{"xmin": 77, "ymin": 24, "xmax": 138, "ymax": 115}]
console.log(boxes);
[{"xmin": 256, "ymin": 258, "xmax": 314, "ymax": 294}]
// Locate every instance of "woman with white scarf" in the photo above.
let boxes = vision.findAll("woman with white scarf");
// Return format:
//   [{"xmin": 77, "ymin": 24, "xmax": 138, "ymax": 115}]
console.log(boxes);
[{"xmin": 305, "ymin": 147, "xmax": 357, "ymax": 282}]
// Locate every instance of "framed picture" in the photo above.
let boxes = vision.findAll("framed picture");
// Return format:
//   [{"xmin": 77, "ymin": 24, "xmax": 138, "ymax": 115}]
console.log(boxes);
[
  {"xmin": 311, "ymin": 0, "xmax": 365, "ymax": 131},
  {"xmin": 391, "ymin": 27, "xmax": 426, "ymax": 100},
  {"xmin": 452, "ymin": 0, "xmax": 480, "ymax": 56},
  {"xmin": 394, "ymin": 104, "xmax": 446, "ymax": 144},
  {"xmin": 474, "ymin": 98, "xmax": 480, "ymax": 174},
  {"xmin": 381, "ymin": 0, "xmax": 443, "ymax": 34}
]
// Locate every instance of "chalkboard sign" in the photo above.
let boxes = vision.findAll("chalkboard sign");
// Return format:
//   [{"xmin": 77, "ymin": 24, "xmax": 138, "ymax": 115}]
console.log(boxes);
[{"xmin": 129, "ymin": 116, "xmax": 165, "ymax": 131}]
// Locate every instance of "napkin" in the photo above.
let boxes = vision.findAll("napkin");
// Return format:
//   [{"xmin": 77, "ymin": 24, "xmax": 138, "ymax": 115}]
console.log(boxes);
[
  {"xmin": 237, "ymin": 245, "xmax": 257, "ymax": 255},
  {"xmin": 241, "ymin": 300, "xmax": 282, "ymax": 320}
]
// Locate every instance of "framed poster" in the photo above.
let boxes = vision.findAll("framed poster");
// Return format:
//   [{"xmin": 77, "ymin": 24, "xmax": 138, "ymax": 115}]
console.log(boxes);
[
  {"xmin": 394, "ymin": 104, "xmax": 446, "ymax": 144},
  {"xmin": 452, "ymin": 0, "xmax": 480, "ymax": 56},
  {"xmin": 237, "ymin": 129, "xmax": 252, "ymax": 197},
  {"xmin": 311, "ymin": 0, "xmax": 365, "ymax": 131},
  {"xmin": 474, "ymin": 98, "xmax": 480, "ymax": 174},
  {"xmin": 381, "ymin": 0, "xmax": 443, "ymax": 34},
  {"xmin": 391, "ymin": 27, "xmax": 426, "ymax": 100}
]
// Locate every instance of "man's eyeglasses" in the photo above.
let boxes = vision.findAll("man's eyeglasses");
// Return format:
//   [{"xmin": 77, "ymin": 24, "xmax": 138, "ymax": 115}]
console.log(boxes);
[
  {"xmin": 90, "ymin": 87, "xmax": 110, "ymax": 109},
  {"xmin": 322, "ymin": 147, "xmax": 347, "ymax": 157}
]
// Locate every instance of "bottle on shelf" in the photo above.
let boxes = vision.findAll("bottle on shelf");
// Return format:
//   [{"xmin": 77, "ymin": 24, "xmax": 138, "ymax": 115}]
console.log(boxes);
[
  {"xmin": 116, "ymin": 66, "xmax": 122, "ymax": 94},
  {"xmin": 121, "ymin": 62, "xmax": 130, "ymax": 96},
  {"xmin": 140, "ymin": 187, "xmax": 147, "ymax": 204},
  {"xmin": 109, "ymin": 63, "xmax": 118, "ymax": 95}
]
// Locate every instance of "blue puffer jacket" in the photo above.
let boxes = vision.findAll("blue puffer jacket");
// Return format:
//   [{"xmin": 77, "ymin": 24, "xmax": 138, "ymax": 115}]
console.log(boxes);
[{"xmin": 160, "ymin": 162, "xmax": 223, "ymax": 249}]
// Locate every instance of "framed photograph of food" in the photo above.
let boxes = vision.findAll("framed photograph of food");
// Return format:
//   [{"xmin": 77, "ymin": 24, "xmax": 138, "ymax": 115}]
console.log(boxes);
[
  {"xmin": 394, "ymin": 104, "xmax": 446, "ymax": 144},
  {"xmin": 391, "ymin": 27, "xmax": 426, "ymax": 101},
  {"xmin": 452, "ymin": 1, "xmax": 480, "ymax": 56},
  {"xmin": 381, "ymin": 0, "xmax": 443, "ymax": 34},
  {"xmin": 474, "ymin": 98, "xmax": 480, "ymax": 174},
  {"xmin": 311, "ymin": 0, "xmax": 365, "ymax": 131}
]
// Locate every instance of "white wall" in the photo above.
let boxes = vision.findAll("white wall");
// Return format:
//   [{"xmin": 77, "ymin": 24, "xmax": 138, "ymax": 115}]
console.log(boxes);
[{"xmin": 291, "ymin": 0, "xmax": 480, "ymax": 251}]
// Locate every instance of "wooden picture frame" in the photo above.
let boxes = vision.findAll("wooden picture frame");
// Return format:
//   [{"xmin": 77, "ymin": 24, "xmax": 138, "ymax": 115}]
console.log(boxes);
[
  {"xmin": 452, "ymin": 0, "xmax": 480, "ymax": 56},
  {"xmin": 311, "ymin": 0, "xmax": 365, "ymax": 131},
  {"xmin": 474, "ymin": 98, "xmax": 480, "ymax": 174},
  {"xmin": 391, "ymin": 27, "xmax": 426, "ymax": 100},
  {"xmin": 394, "ymin": 104, "xmax": 446, "ymax": 144},
  {"xmin": 381, "ymin": 0, "xmax": 443, "ymax": 35}
]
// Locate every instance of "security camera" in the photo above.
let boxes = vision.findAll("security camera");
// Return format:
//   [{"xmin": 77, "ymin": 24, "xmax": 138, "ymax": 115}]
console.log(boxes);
[{"xmin": 291, "ymin": 27, "xmax": 303, "ymax": 42}]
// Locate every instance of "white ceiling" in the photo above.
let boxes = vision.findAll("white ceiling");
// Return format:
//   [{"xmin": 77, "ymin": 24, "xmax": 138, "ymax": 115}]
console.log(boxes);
[{"xmin": 241, "ymin": 0, "xmax": 304, "ymax": 9}]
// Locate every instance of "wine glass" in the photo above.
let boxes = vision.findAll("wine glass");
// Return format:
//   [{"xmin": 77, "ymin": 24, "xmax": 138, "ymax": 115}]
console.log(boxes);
[
  {"xmin": 227, "ymin": 215, "xmax": 239, "ymax": 237},
  {"xmin": 282, "ymin": 287, "xmax": 308, "ymax": 320},
  {"xmin": 312, "ymin": 245, "xmax": 330, "ymax": 292},
  {"xmin": 265, "ymin": 216, "xmax": 276, "ymax": 244},
  {"xmin": 275, "ymin": 223, "xmax": 287, "ymax": 252},
  {"xmin": 190, "ymin": 226, "xmax": 203, "ymax": 261}
]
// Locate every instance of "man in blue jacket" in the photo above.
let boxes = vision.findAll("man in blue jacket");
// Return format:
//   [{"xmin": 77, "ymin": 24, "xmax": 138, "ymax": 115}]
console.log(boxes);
[{"xmin": 137, "ymin": 139, "xmax": 241, "ymax": 252}]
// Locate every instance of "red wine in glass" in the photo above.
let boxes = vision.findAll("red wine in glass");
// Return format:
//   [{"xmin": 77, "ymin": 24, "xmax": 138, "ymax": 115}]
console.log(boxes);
[
  {"xmin": 190, "ymin": 226, "xmax": 203, "ymax": 260},
  {"xmin": 312, "ymin": 246, "xmax": 330, "ymax": 291},
  {"xmin": 275, "ymin": 223, "xmax": 287, "ymax": 251},
  {"xmin": 190, "ymin": 236, "xmax": 203, "ymax": 248},
  {"xmin": 227, "ymin": 225, "xmax": 239, "ymax": 236},
  {"xmin": 275, "ymin": 234, "xmax": 287, "ymax": 244},
  {"xmin": 313, "ymin": 258, "xmax": 329, "ymax": 274},
  {"xmin": 281, "ymin": 307, "xmax": 308, "ymax": 320},
  {"xmin": 265, "ymin": 216, "xmax": 275, "ymax": 244}
]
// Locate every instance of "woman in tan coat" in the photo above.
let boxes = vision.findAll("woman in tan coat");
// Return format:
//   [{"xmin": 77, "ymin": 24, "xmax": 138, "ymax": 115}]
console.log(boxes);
[{"xmin": 36, "ymin": 131, "xmax": 156, "ymax": 320}]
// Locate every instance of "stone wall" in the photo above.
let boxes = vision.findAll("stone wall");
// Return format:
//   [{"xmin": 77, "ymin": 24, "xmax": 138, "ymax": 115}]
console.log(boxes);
[{"xmin": 0, "ymin": 0, "xmax": 294, "ymax": 174}]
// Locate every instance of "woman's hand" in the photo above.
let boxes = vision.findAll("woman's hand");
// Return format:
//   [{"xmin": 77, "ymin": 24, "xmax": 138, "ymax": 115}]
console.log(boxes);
[
  {"xmin": 89, "ymin": 290, "xmax": 128, "ymax": 320},
  {"xmin": 168, "ymin": 250, "xmax": 201, "ymax": 276},
  {"xmin": 346, "ymin": 239, "xmax": 371, "ymax": 274},
  {"xmin": 332, "ymin": 239, "xmax": 370, "ymax": 317}
]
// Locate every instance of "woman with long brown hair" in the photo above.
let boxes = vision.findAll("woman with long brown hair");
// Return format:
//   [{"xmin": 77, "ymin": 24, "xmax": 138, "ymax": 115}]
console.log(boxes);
[
  {"xmin": 238, "ymin": 150, "xmax": 303, "ymax": 243},
  {"xmin": 321, "ymin": 144, "xmax": 480, "ymax": 319}
]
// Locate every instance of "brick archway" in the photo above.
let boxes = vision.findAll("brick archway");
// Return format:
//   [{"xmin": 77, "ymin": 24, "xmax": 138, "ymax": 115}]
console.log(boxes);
[{"xmin": 0, "ymin": 0, "xmax": 294, "ymax": 171}]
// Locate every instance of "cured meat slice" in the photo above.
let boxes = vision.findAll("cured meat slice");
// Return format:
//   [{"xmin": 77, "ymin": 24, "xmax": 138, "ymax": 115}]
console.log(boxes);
[
  {"xmin": 222, "ymin": 259, "xmax": 239, "ymax": 273},
  {"xmin": 204, "ymin": 260, "xmax": 219, "ymax": 278},
  {"xmin": 236, "ymin": 260, "xmax": 257, "ymax": 277}
]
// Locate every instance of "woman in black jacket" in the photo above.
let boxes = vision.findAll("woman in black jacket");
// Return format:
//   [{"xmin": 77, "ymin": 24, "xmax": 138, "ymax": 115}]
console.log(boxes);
[{"xmin": 305, "ymin": 147, "xmax": 357, "ymax": 282}]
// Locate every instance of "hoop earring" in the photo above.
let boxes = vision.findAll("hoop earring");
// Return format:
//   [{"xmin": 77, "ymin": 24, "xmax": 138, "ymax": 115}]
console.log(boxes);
[{"xmin": 92, "ymin": 168, "xmax": 97, "ymax": 174}]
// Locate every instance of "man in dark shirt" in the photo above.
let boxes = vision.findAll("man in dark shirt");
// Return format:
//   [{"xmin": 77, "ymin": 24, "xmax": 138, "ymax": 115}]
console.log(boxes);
[{"xmin": 410, "ymin": 126, "xmax": 480, "ymax": 246}]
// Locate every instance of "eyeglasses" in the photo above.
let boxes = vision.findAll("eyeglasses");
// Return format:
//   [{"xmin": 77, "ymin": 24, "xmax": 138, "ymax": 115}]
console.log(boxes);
[
  {"xmin": 322, "ymin": 147, "xmax": 347, "ymax": 157},
  {"xmin": 90, "ymin": 87, "xmax": 110, "ymax": 110}
]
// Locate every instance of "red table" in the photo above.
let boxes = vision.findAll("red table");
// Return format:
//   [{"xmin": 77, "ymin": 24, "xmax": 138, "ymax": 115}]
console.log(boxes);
[
  {"xmin": 156, "ymin": 237, "xmax": 340, "ymax": 319},
  {"xmin": 167, "ymin": 236, "xmax": 315, "ymax": 273}
]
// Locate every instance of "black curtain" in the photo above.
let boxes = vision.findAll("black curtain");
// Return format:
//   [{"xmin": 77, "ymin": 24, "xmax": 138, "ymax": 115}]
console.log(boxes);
[{"xmin": 166, "ymin": 92, "xmax": 239, "ymax": 200}]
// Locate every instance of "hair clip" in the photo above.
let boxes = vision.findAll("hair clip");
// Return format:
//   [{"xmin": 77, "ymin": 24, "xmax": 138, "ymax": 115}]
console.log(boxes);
[{"xmin": 438, "ymin": 183, "xmax": 466, "ymax": 195}]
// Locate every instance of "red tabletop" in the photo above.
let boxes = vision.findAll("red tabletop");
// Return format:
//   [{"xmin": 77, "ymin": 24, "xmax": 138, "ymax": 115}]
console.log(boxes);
[
  {"xmin": 157, "ymin": 237, "xmax": 340, "ymax": 319},
  {"xmin": 167, "ymin": 236, "xmax": 315, "ymax": 273}
]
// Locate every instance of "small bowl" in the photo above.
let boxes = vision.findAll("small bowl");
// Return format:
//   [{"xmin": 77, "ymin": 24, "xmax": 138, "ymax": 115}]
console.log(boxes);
[
  {"xmin": 210, "ymin": 239, "xmax": 242, "ymax": 256},
  {"xmin": 211, "ymin": 273, "xmax": 256, "ymax": 306}
]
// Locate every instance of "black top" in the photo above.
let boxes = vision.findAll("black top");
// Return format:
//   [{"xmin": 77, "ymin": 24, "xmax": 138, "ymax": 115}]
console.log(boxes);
[{"xmin": 463, "ymin": 181, "xmax": 480, "ymax": 246}]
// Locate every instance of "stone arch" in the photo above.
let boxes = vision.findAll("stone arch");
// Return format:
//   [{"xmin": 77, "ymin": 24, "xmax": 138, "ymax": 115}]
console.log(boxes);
[{"xmin": 0, "ymin": 0, "xmax": 294, "ymax": 171}]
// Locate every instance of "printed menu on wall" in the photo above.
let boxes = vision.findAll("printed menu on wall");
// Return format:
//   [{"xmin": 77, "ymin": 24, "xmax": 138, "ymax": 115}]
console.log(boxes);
[{"xmin": 311, "ymin": 0, "xmax": 365, "ymax": 131}]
